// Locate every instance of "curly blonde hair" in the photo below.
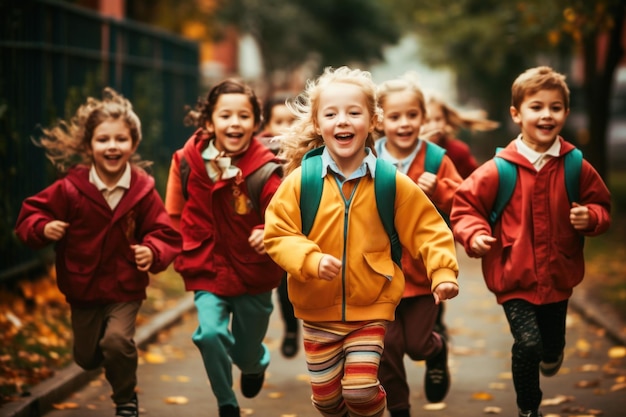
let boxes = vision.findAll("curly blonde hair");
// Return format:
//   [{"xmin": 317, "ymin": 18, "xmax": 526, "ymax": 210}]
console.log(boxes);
[
  {"xmin": 34, "ymin": 87, "xmax": 146, "ymax": 174},
  {"xmin": 279, "ymin": 66, "xmax": 382, "ymax": 175}
]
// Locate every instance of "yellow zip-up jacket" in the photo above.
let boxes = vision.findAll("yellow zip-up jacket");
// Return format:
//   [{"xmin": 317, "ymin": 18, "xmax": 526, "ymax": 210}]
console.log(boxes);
[{"xmin": 264, "ymin": 166, "xmax": 458, "ymax": 323}]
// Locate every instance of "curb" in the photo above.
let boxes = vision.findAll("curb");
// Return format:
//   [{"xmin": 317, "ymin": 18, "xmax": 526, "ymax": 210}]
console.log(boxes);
[
  {"xmin": 570, "ymin": 287, "xmax": 626, "ymax": 347},
  {"xmin": 1, "ymin": 294, "xmax": 196, "ymax": 417}
]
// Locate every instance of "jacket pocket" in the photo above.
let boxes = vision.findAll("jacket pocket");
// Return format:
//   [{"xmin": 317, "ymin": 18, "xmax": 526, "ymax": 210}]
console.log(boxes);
[
  {"xmin": 230, "ymin": 244, "xmax": 283, "ymax": 291},
  {"xmin": 347, "ymin": 251, "xmax": 395, "ymax": 306}
]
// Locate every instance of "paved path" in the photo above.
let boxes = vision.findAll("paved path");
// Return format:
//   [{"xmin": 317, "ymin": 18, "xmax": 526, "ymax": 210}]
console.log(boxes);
[{"xmin": 8, "ymin": 252, "xmax": 626, "ymax": 417}]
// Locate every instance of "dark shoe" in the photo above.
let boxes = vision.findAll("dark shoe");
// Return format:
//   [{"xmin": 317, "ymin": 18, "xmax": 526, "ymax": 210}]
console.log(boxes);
[
  {"xmin": 115, "ymin": 393, "xmax": 138, "ymax": 417},
  {"xmin": 540, "ymin": 352, "xmax": 563, "ymax": 377},
  {"xmin": 241, "ymin": 371, "xmax": 265, "ymax": 398},
  {"xmin": 518, "ymin": 409, "xmax": 543, "ymax": 417},
  {"xmin": 389, "ymin": 409, "xmax": 411, "ymax": 417},
  {"xmin": 219, "ymin": 404, "xmax": 241, "ymax": 417},
  {"xmin": 281, "ymin": 331, "xmax": 299, "ymax": 358},
  {"xmin": 424, "ymin": 337, "xmax": 450, "ymax": 403}
]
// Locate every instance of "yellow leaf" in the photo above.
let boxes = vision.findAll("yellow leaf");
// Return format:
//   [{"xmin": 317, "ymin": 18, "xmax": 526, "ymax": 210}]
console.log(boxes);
[
  {"xmin": 576, "ymin": 339, "xmax": 591, "ymax": 352},
  {"xmin": 483, "ymin": 406, "xmax": 502, "ymax": 414},
  {"xmin": 268, "ymin": 392, "xmax": 284, "ymax": 399},
  {"xmin": 541, "ymin": 394, "xmax": 574, "ymax": 406},
  {"xmin": 241, "ymin": 407, "xmax": 255, "ymax": 415},
  {"xmin": 144, "ymin": 352, "xmax": 166, "ymax": 364},
  {"xmin": 471, "ymin": 392, "xmax": 493, "ymax": 401},
  {"xmin": 52, "ymin": 402, "xmax": 80, "ymax": 410},
  {"xmin": 176, "ymin": 375, "xmax": 190, "ymax": 382},
  {"xmin": 164, "ymin": 396, "xmax": 189, "ymax": 404},
  {"xmin": 608, "ymin": 346, "xmax": 626, "ymax": 359},
  {"xmin": 575, "ymin": 379, "xmax": 600, "ymax": 388}
]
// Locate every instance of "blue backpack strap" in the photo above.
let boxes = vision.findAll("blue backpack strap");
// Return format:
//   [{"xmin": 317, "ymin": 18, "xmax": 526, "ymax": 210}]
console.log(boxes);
[
  {"xmin": 423, "ymin": 141, "xmax": 446, "ymax": 174},
  {"xmin": 375, "ymin": 158, "xmax": 402, "ymax": 268},
  {"xmin": 490, "ymin": 148, "xmax": 517, "ymax": 227},
  {"xmin": 564, "ymin": 148, "xmax": 583, "ymax": 204},
  {"xmin": 300, "ymin": 147, "xmax": 325, "ymax": 236}
]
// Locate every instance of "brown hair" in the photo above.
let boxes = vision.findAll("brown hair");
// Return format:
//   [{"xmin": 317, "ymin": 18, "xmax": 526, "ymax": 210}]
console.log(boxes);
[{"xmin": 511, "ymin": 66, "xmax": 570, "ymax": 110}]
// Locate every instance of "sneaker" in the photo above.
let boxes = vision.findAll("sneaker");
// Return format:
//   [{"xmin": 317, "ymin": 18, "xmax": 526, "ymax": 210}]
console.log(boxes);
[
  {"xmin": 115, "ymin": 393, "xmax": 138, "ymax": 417},
  {"xmin": 219, "ymin": 404, "xmax": 241, "ymax": 417},
  {"xmin": 389, "ymin": 409, "xmax": 411, "ymax": 417},
  {"xmin": 518, "ymin": 409, "xmax": 543, "ymax": 417},
  {"xmin": 540, "ymin": 353, "xmax": 564, "ymax": 377},
  {"xmin": 424, "ymin": 337, "xmax": 450, "ymax": 403},
  {"xmin": 241, "ymin": 371, "xmax": 265, "ymax": 398},
  {"xmin": 281, "ymin": 331, "xmax": 299, "ymax": 358}
]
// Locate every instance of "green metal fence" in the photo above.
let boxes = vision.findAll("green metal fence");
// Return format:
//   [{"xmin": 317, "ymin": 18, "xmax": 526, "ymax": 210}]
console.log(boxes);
[{"xmin": 0, "ymin": 0, "xmax": 200, "ymax": 279}]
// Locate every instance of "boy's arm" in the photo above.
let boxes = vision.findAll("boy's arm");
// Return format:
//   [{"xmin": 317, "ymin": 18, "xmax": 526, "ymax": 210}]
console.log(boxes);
[
  {"xmin": 450, "ymin": 161, "xmax": 499, "ymax": 257},
  {"xmin": 575, "ymin": 160, "xmax": 611, "ymax": 236}
]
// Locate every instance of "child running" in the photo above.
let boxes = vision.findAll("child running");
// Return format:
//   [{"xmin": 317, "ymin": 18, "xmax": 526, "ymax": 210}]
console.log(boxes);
[
  {"xmin": 450, "ymin": 66, "xmax": 611, "ymax": 417},
  {"xmin": 255, "ymin": 93, "xmax": 300, "ymax": 358},
  {"xmin": 14, "ymin": 88, "xmax": 182, "ymax": 417},
  {"xmin": 263, "ymin": 66, "xmax": 459, "ymax": 417},
  {"xmin": 164, "ymin": 78, "xmax": 284, "ymax": 417},
  {"xmin": 373, "ymin": 73, "xmax": 462, "ymax": 416}
]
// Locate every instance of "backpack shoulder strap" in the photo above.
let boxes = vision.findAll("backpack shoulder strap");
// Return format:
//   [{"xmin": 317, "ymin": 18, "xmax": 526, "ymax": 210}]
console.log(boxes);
[
  {"xmin": 424, "ymin": 141, "xmax": 446, "ymax": 174},
  {"xmin": 564, "ymin": 148, "xmax": 583, "ymax": 204},
  {"xmin": 375, "ymin": 158, "xmax": 402, "ymax": 268},
  {"xmin": 490, "ymin": 148, "xmax": 517, "ymax": 227},
  {"xmin": 179, "ymin": 155, "xmax": 191, "ymax": 201},
  {"xmin": 246, "ymin": 162, "xmax": 283, "ymax": 216},
  {"xmin": 300, "ymin": 147, "xmax": 325, "ymax": 236}
]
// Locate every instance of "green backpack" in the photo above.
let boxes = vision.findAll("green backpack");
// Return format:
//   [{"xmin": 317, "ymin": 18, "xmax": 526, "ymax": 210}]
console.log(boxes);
[
  {"xmin": 299, "ymin": 147, "xmax": 402, "ymax": 267},
  {"xmin": 489, "ymin": 147, "xmax": 583, "ymax": 226},
  {"xmin": 421, "ymin": 141, "xmax": 450, "ymax": 227}
]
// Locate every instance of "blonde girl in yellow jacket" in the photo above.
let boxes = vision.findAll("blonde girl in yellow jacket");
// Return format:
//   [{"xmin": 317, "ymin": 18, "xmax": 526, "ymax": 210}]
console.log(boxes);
[{"xmin": 264, "ymin": 66, "xmax": 459, "ymax": 417}]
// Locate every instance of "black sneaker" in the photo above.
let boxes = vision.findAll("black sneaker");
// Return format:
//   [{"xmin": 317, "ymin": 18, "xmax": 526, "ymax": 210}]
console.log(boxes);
[
  {"xmin": 115, "ymin": 393, "xmax": 138, "ymax": 417},
  {"xmin": 281, "ymin": 331, "xmax": 299, "ymax": 358},
  {"xmin": 540, "ymin": 352, "xmax": 564, "ymax": 377},
  {"xmin": 219, "ymin": 404, "xmax": 241, "ymax": 417},
  {"xmin": 424, "ymin": 337, "xmax": 450, "ymax": 403},
  {"xmin": 518, "ymin": 409, "xmax": 543, "ymax": 417},
  {"xmin": 241, "ymin": 371, "xmax": 265, "ymax": 398},
  {"xmin": 389, "ymin": 409, "xmax": 411, "ymax": 417}
]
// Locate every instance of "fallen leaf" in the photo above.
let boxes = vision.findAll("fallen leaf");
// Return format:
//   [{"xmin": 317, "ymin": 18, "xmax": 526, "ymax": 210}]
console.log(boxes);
[
  {"xmin": 144, "ymin": 352, "xmax": 166, "ymax": 364},
  {"xmin": 471, "ymin": 392, "xmax": 494, "ymax": 401},
  {"xmin": 608, "ymin": 346, "xmax": 626, "ymax": 359},
  {"xmin": 176, "ymin": 376, "xmax": 190, "ymax": 383},
  {"xmin": 268, "ymin": 392, "xmax": 284, "ymax": 399},
  {"xmin": 423, "ymin": 402, "xmax": 446, "ymax": 410},
  {"xmin": 610, "ymin": 382, "xmax": 626, "ymax": 392},
  {"xmin": 241, "ymin": 407, "xmax": 254, "ymax": 415},
  {"xmin": 541, "ymin": 394, "xmax": 574, "ymax": 406},
  {"xmin": 483, "ymin": 406, "xmax": 501, "ymax": 414},
  {"xmin": 488, "ymin": 382, "xmax": 507, "ymax": 390},
  {"xmin": 575, "ymin": 379, "xmax": 600, "ymax": 388},
  {"xmin": 164, "ymin": 396, "xmax": 189, "ymax": 404},
  {"xmin": 52, "ymin": 402, "xmax": 80, "ymax": 409},
  {"xmin": 579, "ymin": 364, "xmax": 599, "ymax": 372}
]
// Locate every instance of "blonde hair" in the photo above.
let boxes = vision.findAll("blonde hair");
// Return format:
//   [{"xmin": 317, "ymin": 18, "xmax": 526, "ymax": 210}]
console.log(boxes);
[
  {"xmin": 34, "ymin": 87, "xmax": 146, "ymax": 174},
  {"xmin": 426, "ymin": 95, "xmax": 499, "ymax": 135},
  {"xmin": 511, "ymin": 66, "xmax": 570, "ymax": 110},
  {"xmin": 375, "ymin": 72, "xmax": 426, "ymax": 138},
  {"xmin": 279, "ymin": 66, "xmax": 382, "ymax": 175}
]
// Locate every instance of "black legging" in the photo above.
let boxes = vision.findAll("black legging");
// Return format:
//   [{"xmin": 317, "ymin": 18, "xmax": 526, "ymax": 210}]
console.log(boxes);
[
  {"xmin": 278, "ymin": 274, "xmax": 298, "ymax": 333},
  {"xmin": 502, "ymin": 299, "xmax": 568, "ymax": 411}
]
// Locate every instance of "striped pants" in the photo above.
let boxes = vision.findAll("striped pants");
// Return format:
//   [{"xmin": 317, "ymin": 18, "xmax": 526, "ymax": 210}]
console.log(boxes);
[{"xmin": 303, "ymin": 320, "xmax": 387, "ymax": 417}]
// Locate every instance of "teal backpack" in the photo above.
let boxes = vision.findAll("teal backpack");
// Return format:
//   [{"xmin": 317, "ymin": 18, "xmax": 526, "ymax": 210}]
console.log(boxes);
[
  {"xmin": 489, "ymin": 147, "xmax": 583, "ymax": 226},
  {"xmin": 299, "ymin": 147, "xmax": 403, "ymax": 267},
  {"xmin": 421, "ymin": 141, "xmax": 450, "ymax": 227}
]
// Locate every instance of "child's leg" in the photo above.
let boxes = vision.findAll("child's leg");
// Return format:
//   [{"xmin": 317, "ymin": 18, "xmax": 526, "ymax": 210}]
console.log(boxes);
[
  {"xmin": 192, "ymin": 291, "xmax": 239, "ymax": 407},
  {"xmin": 230, "ymin": 291, "xmax": 273, "ymax": 373},
  {"xmin": 303, "ymin": 320, "xmax": 387, "ymax": 417},
  {"xmin": 379, "ymin": 304, "xmax": 410, "ymax": 414},
  {"xmin": 502, "ymin": 299, "xmax": 543, "ymax": 412},
  {"xmin": 277, "ymin": 274, "xmax": 299, "ymax": 357},
  {"xmin": 537, "ymin": 300, "xmax": 568, "ymax": 363},
  {"xmin": 70, "ymin": 305, "xmax": 106, "ymax": 371}
]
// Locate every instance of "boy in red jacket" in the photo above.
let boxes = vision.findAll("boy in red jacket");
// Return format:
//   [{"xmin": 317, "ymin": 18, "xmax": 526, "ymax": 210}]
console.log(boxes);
[{"xmin": 451, "ymin": 66, "xmax": 611, "ymax": 417}]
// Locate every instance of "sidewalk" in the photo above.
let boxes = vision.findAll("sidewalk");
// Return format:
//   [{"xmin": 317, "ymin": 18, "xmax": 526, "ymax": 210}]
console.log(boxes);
[{"xmin": 3, "ymin": 254, "xmax": 626, "ymax": 417}]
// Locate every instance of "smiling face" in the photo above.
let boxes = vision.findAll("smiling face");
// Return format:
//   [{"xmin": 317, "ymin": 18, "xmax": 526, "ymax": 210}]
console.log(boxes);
[
  {"xmin": 208, "ymin": 93, "xmax": 259, "ymax": 154},
  {"xmin": 510, "ymin": 89, "xmax": 569, "ymax": 152},
  {"xmin": 315, "ymin": 82, "xmax": 374, "ymax": 175},
  {"xmin": 423, "ymin": 101, "xmax": 446, "ymax": 143},
  {"xmin": 380, "ymin": 90, "xmax": 425, "ymax": 159},
  {"xmin": 89, "ymin": 118, "xmax": 137, "ymax": 186},
  {"xmin": 266, "ymin": 104, "xmax": 295, "ymax": 136}
]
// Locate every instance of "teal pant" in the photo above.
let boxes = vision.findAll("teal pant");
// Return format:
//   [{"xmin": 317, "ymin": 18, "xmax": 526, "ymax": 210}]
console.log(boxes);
[{"xmin": 192, "ymin": 290, "xmax": 273, "ymax": 407}]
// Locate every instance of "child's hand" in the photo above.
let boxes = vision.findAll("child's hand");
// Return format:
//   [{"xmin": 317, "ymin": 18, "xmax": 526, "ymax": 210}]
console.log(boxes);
[
  {"xmin": 570, "ymin": 202, "xmax": 590, "ymax": 230},
  {"xmin": 131, "ymin": 244, "xmax": 153, "ymax": 272},
  {"xmin": 43, "ymin": 220, "xmax": 69, "ymax": 241},
  {"xmin": 248, "ymin": 229, "xmax": 266, "ymax": 254},
  {"xmin": 417, "ymin": 172, "xmax": 437, "ymax": 196},
  {"xmin": 318, "ymin": 254, "xmax": 341, "ymax": 281},
  {"xmin": 471, "ymin": 234, "xmax": 497, "ymax": 256},
  {"xmin": 433, "ymin": 282, "xmax": 459, "ymax": 304}
]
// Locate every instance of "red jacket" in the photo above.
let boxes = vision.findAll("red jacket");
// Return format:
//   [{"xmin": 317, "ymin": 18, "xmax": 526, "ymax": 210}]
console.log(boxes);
[
  {"xmin": 451, "ymin": 138, "xmax": 611, "ymax": 305},
  {"xmin": 15, "ymin": 165, "xmax": 182, "ymax": 307},
  {"xmin": 165, "ymin": 129, "xmax": 284, "ymax": 296},
  {"xmin": 400, "ymin": 143, "xmax": 462, "ymax": 297},
  {"xmin": 438, "ymin": 136, "xmax": 479, "ymax": 179}
]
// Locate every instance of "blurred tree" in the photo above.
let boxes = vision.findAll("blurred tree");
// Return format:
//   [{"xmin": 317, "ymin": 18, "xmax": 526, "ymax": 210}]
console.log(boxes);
[
  {"xmin": 383, "ymin": 0, "xmax": 625, "ymax": 179},
  {"xmin": 212, "ymin": 0, "xmax": 401, "ymax": 91}
]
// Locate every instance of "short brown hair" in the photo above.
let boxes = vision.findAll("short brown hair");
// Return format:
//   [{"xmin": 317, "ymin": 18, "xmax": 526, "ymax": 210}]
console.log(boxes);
[{"xmin": 511, "ymin": 66, "xmax": 570, "ymax": 110}]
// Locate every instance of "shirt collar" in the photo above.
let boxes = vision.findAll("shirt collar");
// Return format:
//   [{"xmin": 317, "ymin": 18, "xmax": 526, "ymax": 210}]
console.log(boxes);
[
  {"xmin": 201, "ymin": 140, "xmax": 220, "ymax": 160},
  {"xmin": 375, "ymin": 137, "xmax": 422, "ymax": 174},
  {"xmin": 89, "ymin": 163, "xmax": 131, "ymax": 191},
  {"xmin": 320, "ymin": 147, "xmax": 377, "ymax": 180},
  {"xmin": 515, "ymin": 134, "xmax": 561, "ymax": 164}
]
